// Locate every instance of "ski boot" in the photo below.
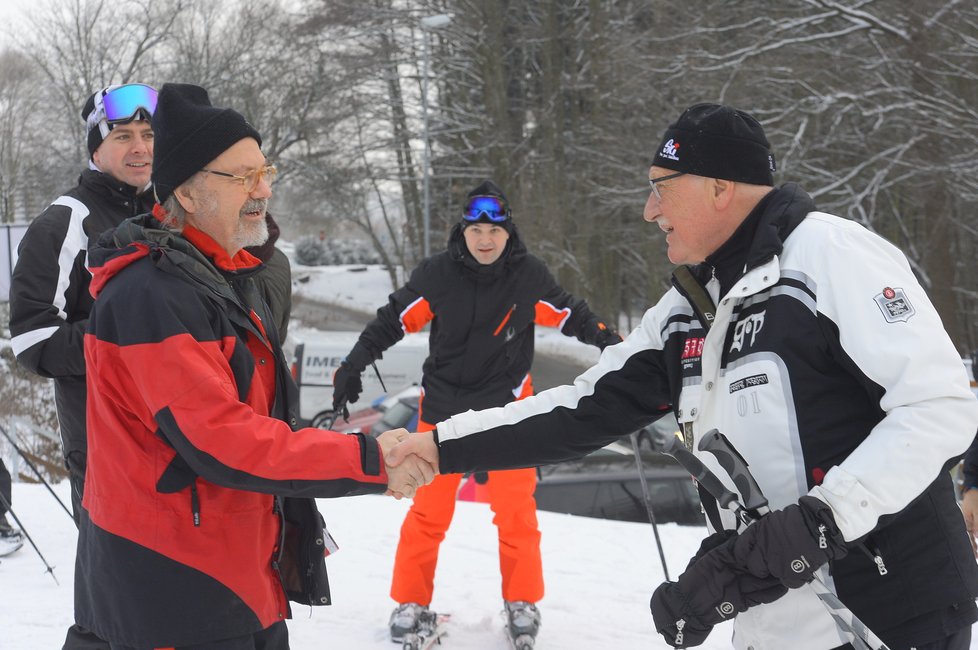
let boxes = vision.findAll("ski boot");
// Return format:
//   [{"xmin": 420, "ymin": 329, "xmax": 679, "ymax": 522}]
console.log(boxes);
[
  {"xmin": 504, "ymin": 600, "xmax": 541, "ymax": 650},
  {"xmin": 0, "ymin": 514, "xmax": 22, "ymax": 542},
  {"xmin": 389, "ymin": 603, "xmax": 428, "ymax": 643},
  {"xmin": 0, "ymin": 514, "xmax": 24, "ymax": 557}
]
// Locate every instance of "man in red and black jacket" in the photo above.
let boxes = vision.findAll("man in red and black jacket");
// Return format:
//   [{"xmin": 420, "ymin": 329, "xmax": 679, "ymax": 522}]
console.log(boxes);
[
  {"xmin": 332, "ymin": 180, "xmax": 622, "ymax": 644},
  {"xmin": 79, "ymin": 83, "xmax": 431, "ymax": 650}
]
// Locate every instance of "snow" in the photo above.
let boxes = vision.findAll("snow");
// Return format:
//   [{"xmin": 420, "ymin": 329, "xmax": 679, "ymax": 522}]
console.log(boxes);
[
  {"xmin": 1, "ymin": 481, "xmax": 728, "ymax": 649},
  {"xmin": 3, "ymin": 263, "xmax": 976, "ymax": 649}
]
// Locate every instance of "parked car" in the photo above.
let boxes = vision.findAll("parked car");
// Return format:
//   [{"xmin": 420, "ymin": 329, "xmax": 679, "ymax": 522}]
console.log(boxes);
[
  {"xmin": 632, "ymin": 413, "xmax": 682, "ymax": 451},
  {"xmin": 334, "ymin": 387, "xmax": 699, "ymax": 525},
  {"xmin": 534, "ymin": 439, "xmax": 701, "ymax": 525},
  {"xmin": 331, "ymin": 385, "xmax": 422, "ymax": 436}
]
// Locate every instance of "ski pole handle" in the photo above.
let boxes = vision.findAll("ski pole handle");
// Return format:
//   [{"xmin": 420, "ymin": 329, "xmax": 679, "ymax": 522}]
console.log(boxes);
[
  {"xmin": 662, "ymin": 434, "xmax": 743, "ymax": 513},
  {"xmin": 698, "ymin": 429, "xmax": 770, "ymax": 514}
]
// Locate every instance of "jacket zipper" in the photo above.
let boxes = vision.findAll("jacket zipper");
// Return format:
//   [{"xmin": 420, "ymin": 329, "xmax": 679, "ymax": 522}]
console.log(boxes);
[
  {"xmin": 859, "ymin": 540, "xmax": 888, "ymax": 576},
  {"xmin": 190, "ymin": 481, "xmax": 200, "ymax": 527},
  {"xmin": 493, "ymin": 303, "xmax": 517, "ymax": 336},
  {"xmin": 269, "ymin": 496, "xmax": 292, "ymax": 615}
]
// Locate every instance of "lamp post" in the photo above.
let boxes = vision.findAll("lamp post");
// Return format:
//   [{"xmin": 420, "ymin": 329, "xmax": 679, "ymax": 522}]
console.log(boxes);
[{"xmin": 420, "ymin": 13, "xmax": 452, "ymax": 258}]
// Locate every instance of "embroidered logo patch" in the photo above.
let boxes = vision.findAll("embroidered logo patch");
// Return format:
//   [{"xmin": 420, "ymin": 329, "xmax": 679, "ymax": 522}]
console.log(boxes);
[
  {"xmin": 659, "ymin": 138, "xmax": 680, "ymax": 161},
  {"xmin": 730, "ymin": 311, "xmax": 765, "ymax": 353},
  {"xmin": 681, "ymin": 336, "xmax": 704, "ymax": 360},
  {"xmin": 874, "ymin": 286, "xmax": 915, "ymax": 323}
]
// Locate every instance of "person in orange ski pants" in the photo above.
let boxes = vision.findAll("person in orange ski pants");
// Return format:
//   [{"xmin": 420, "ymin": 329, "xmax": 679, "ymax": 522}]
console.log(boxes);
[{"xmin": 332, "ymin": 180, "xmax": 622, "ymax": 643}]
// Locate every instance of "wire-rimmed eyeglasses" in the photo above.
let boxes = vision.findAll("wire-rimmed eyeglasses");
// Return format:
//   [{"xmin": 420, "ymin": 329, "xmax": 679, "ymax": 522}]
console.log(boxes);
[{"xmin": 648, "ymin": 171, "xmax": 685, "ymax": 202}]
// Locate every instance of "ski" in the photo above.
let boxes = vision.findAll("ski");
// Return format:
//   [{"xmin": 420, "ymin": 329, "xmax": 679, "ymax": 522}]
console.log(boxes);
[
  {"xmin": 504, "ymin": 632, "xmax": 536, "ymax": 650},
  {"xmin": 401, "ymin": 612, "xmax": 450, "ymax": 650}
]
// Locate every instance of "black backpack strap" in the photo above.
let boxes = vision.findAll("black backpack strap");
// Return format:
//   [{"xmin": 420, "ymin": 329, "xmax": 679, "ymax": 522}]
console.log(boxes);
[{"xmin": 671, "ymin": 264, "xmax": 716, "ymax": 331}]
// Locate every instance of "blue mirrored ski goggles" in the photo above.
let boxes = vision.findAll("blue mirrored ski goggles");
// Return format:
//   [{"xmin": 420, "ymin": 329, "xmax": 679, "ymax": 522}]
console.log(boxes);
[
  {"xmin": 463, "ymin": 195, "xmax": 510, "ymax": 223},
  {"xmin": 102, "ymin": 84, "xmax": 158, "ymax": 124}
]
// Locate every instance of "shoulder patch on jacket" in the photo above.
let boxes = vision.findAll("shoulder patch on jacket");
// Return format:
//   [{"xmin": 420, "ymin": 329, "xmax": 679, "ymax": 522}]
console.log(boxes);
[{"xmin": 874, "ymin": 286, "xmax": 915, "ymax": 323}]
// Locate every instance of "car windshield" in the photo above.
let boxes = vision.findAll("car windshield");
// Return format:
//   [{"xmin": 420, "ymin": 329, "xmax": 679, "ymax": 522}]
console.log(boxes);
[{"xmin": 380, "ymin": 400, "xmax": 417, "ymax": 430}]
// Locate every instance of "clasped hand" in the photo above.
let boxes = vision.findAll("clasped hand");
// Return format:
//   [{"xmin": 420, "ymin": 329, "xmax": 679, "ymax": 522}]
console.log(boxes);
[{"xmin": 376, "ymin": 428, "xmax": 441, "ymax": 499}]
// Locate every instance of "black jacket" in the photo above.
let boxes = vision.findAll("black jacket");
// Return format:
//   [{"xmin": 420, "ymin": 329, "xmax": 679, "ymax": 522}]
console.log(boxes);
[
  {"xmin": 347, "ymin": 223, "xmax": 616, "ymax": 423},
  {"xmin": 8, "ymin": 170, "xmax": 153, "ymax": 470}
]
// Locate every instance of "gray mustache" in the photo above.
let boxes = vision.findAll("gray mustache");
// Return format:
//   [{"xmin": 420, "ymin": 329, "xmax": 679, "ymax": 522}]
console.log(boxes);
[{"xmin": 242, "ymin": 200, "xmax": 268, "ymax": 214}]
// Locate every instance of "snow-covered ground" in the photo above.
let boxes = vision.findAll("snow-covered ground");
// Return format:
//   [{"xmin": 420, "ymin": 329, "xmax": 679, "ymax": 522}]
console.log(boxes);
[
  {"xmin": 1, "ymin": 480, "xmax": 726, "ymax": 649},
  {"xmin": 3, "ymin": 263, "xmax": 977, "ymax": 649}
]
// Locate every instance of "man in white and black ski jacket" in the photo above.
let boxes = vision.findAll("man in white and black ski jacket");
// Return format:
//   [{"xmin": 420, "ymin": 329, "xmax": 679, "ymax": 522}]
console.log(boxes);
[
  {"xmin": 8, "ymin": 85, "xmax": 156, "ymax": 524},
  {"xmin": 387, "ymin": 104, "xmax": 978, "ymax": 650}
]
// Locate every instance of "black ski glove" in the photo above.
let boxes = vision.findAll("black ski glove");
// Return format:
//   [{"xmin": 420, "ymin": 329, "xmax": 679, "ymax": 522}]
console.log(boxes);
[
  {"xmin": 649, "ymin": 534, "xmax": 788, "ymax": 648},
  {"xmin": 594, "ymin": 324, "xmax": 623, "ymax": 350},
  {"xmin": 331, "ymin": 361, "xmax": 363, "ymax": 412},
  {"xmin": 730, "ymin": 496, "xmax": 848, "ymax": 589},
  {"xmin": 686, "ymin": 529, "xmax": 737, "ymax": 569}
]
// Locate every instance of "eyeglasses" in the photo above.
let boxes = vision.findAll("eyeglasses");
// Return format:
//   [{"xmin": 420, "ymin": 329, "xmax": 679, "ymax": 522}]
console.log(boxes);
[
  {"xmin": 102, "ymin": 84, "xmax": 158, "ymax": 124},
  {"xmin": 648, "ymin": 171, "xmax": 685, "ymax": 202},
  {"xmin": 200, "ymin": 165, "xmax": 277, "ymax": 193},
  {"xmin": 463, "ymin": 195, "xmax": 510, "ymax": 223}
]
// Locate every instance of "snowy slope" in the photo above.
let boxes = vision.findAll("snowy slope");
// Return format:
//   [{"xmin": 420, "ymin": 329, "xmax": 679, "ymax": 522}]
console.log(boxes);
[{"xmin": 0, "ymin": 480, "xmax": 731, "ymax": 649}]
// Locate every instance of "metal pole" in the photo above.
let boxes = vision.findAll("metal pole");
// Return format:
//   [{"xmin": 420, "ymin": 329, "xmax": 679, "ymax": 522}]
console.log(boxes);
[
  {"xmin": 630, "ymin": 432, "xmax": 670, "ymax": 581},
  {"xmin": 421, "ymin": 29, "xmax": 431, "ymax": 259},
  {"xmin": 0, "ymin": 492, "xmax": 59, "ymax": 584},
  {"xmin": 0, "ymin": 423, "xmax": 73, "ymax": 521},
  {"xmin": 418, "ymin": 14, "xmax": 450, "ymax": 260}
]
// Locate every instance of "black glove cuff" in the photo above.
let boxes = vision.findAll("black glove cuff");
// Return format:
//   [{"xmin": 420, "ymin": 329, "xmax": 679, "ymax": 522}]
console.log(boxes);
[
  {"xmin": 345, "ymin": 343, "xmax": 373, "ymax": 373},
  {"xmin": 650, "ymin": 583, "xmax": 713, "ymax": 648},
  {"xmin": 798, "ymin": 496, "xmax": 848, "ymax": 561}
]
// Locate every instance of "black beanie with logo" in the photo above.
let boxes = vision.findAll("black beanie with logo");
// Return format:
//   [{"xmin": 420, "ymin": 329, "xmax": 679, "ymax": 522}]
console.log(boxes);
[
  {"xmin": 652, "ymin": 103, "xmax": 776, "ymax": 186},
  {"xmin": 151, "ymin": 83, "xmax": 262, "ymax": 204}
]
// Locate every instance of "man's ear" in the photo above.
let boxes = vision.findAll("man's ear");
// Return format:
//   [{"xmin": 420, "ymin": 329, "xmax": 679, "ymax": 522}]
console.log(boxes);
[
  {"xmin": 712, "ymin": 178, "xmax": 735, "ymax": 211},
  {"xmin": 173, "ymin": 182, "xmax": 197, "ymax": 215}
]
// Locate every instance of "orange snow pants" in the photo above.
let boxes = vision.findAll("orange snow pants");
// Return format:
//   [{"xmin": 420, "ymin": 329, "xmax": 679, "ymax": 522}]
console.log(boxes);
[{"xmin": 389, "ymin": 408, "xmax": 544, "ymax": 606}]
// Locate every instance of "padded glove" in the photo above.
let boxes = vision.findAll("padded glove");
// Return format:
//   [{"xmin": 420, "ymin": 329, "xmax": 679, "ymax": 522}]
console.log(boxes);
[
  {"xmin": 594, "ymin": 324, "xmax": 623, "ymax": 350},
  {"xmin": 331, "ymin": 361, "xmax": 363, "ymax": 412},
  {"xmin": 731, "ymin": 495, "xmax": 848, "ymax": 589},
  {"xmin": 650, "ymin": 533, "xmax": 787, "ymax": 648}
]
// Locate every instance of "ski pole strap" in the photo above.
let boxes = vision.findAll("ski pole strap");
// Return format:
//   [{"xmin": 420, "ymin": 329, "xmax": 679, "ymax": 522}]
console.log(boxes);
[{"xmin": 672, "ymin": 264, "xmax": 716, "ymax": 331}]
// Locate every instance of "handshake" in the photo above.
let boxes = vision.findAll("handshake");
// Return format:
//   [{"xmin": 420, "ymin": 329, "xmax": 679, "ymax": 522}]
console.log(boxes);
[{"xmin": 376, "ymin": 428, "xmax": 441, "ymax": 499}]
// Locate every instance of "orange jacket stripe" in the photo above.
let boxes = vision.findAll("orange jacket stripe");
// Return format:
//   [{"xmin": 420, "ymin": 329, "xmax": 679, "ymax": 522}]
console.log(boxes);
[
  {"xmin": 399, "ymin": 296, "xmax": 434, "ymax": 333},
  {"xmin": 534, "ymin": 299, "xmax": 572, "ymax": 330}
]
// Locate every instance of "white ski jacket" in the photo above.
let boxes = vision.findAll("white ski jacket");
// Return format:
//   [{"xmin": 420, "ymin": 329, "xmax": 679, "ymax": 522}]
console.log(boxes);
[{"xmin": 434, "ymin": 184, "xmax": 978, "ymax": 649}]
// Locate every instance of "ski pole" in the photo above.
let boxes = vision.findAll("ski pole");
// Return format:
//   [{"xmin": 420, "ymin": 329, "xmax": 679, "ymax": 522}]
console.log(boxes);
[
  {"xmin": 0, "ymin": 492, "xmax": 59, "ymax": 584},
  {"xmin": 662, "ymin": 432, "xmax": 890, "ymax": 650},
  {"xmin": 629, "ymin": 431, "xmax": 670, "ymax": 580},
  {"xmin": 0, "ymin": 423, "xmax": 73, "ymax": 522},
  {"xmin": 696, "ymin": 431, "xmax": 891, "ymax": 650}
]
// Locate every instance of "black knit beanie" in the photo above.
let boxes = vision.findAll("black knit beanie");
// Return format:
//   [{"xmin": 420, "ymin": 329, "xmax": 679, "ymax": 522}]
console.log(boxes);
[
  {"xmin": 462, "ymin": 180, "xmax": 514, "ymax": 234},
  {"xmin": 151, "ymin": 83, "xmax": 262, "ymax": 204},
  {"xmin": 652, "ymin": 103, "xmax": 776, "ymax": 185}
]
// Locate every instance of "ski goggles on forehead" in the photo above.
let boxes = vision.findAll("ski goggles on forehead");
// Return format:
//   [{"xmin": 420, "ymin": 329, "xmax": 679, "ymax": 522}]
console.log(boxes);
[
  {"xmin": 100, "ymin": 84, "xmax": 158, "ymax": 124},
  {"xmin": 463, "ymin": 195, "xmax": 510, "ymax": 223}
]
